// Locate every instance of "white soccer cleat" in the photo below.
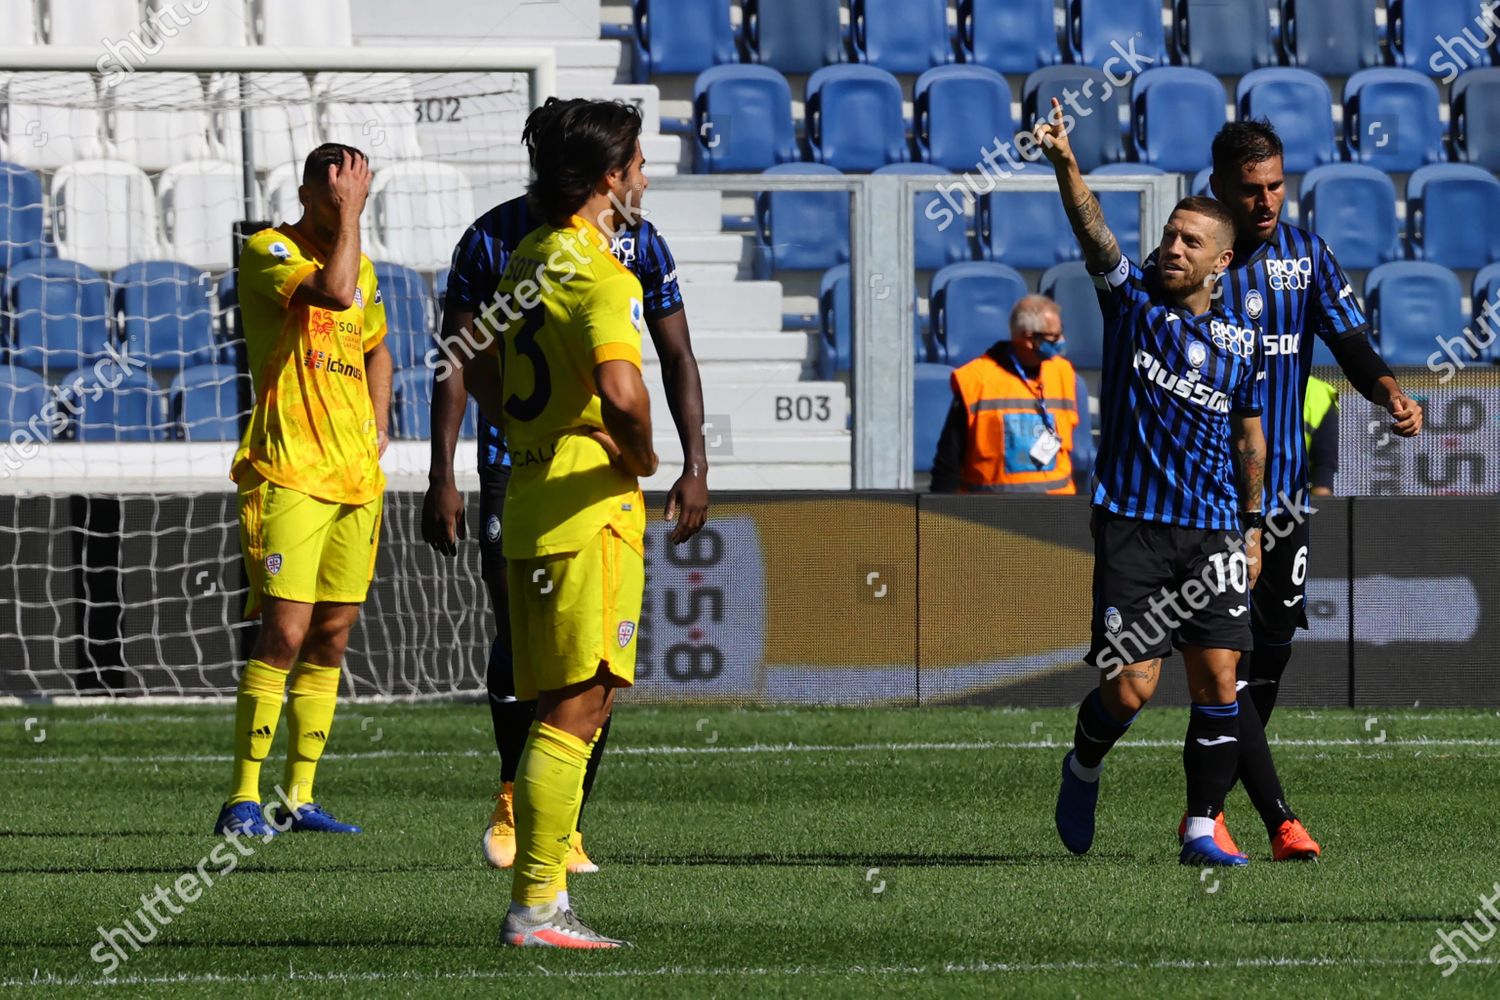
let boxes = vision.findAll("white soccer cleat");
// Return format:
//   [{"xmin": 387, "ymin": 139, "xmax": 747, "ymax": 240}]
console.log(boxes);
[{"xmin": 500, "ymin": 905, "xmax": 628, "ymax": 949}]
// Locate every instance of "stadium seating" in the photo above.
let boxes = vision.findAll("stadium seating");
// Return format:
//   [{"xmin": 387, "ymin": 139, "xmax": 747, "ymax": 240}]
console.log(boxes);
[
  {"xmin": 315, "ymin": 73, "xmax": 423, "ymax": 162},
  {"xmin": 43, "ymin": 0, "xmax": 140, "ymax": 45},
  {"xmin": 1344, "ymin": 70, "xmax": 1445, "ymax": 174},
  {"xmin": 806, "ymin": 65, "xmax": 908, "ymax": 173},
  {"xmin": 850, "ymin": 0, "xmax": 952, "ymax": 75},
  {"xmin": 171, "ymin": 364, "xmax": 246, "ymax": 442},
  {"xmin": 1023, "ymin": 67, "xmax": 1127, "ymax": 173},
  {"xmin": 742, "ymin": 0, "xmax": 844, "ymax": 74},
  {"xmin": 1172, "ymin": 0, "xmax": 1277, "ymax": 76},
  {"xmin": 366, "ymin": 162, "xmax": 475, "ymax": 270},
  {"xmin": 1039, "ymin": 261, "xmax": 1104, "ymax": 370},
  {"xmin": 956, "ymin": 0, "xmax": 1060, "ymax": 74},
  {"xmin": 51, "ymin": 160, "xmax": 159, "ymax": 272},
  {"xmin": 914, "ymin": 362, "xmax": 955, "ymax": 475},
  {"xmin": 0, "ymin": 0, "xmax": 34, "ymax": 45},
  {"xmin": 1407, "ymin": 164, "xmax": 1500, "ymax": 270},
  {"xmin": 692, "ymin": 65, "xmax": 798, "ymax": 174},
  {"xmin": 1299, "ymin": 165, "xmax": 1401, "ymax": 270},
  {"xmin": 1451, "ymin": 69, "xmax": 1500, "ymax": 170},
  {"xmin": 0, "ymin": 161, "xmax": 46, "ymax": 272},
  {"xmin": 914, "ymin": 65, "xmax": 1014, "ymax": 174},
  {"xmin": 1366, "ymin": 262, "xmax": 1464, "ymax": 365},
  {"xmin": 817, "ymin": 264, "xmax": 851, "ymax": 379},
  {"xmin": 1470, "ymin": 263, "xmax": 1500, "ymax": 362},
  {"xmin": 257, "ymin": 0, "xmax": 352, "ymax": 47},
  {"xmin": 1067, "ymin": 0, "xmax": 1168, "ymax": 70},
  {"xmin": 1130, "ymin": 68, "xmax": 1227, "ymax": 174},
  {"xmin": 929, "ymin": 262, "xmax": 1028, "ymax": 366},
  {"xmin": 112, "ymin": 261, "xmax": 217, "ymax": 372},
  {"xmin": 106, "ymin": 73, "xmax": 215, "ymax": 172},
  {"xmin": 4, "ymin": 259, "xmax": 110, "ymax": 372},
  {"xmin": 214, "ymin": 74, "xmax": 318, "ymax": 175},
  {"xmin": 874, "ymin": 164, "xmax": 969, "ymax": 272},
  {"xmin": 2, "ymin": 73, "xmax": 106, "ymax": 170},
  {"xmin": 1281, "ymin": 0, "xmax": 1382, "ymax": 77},
  {"xmin": 1190, "ymin": 168, "xmax": 1213, "ymax": 198},
  {"xmin": 373, "ymin": 262, "xmax": 436, "ymax": 371},
  {"xmin": 755, "ymin": 163, "xmax": 850, "ymax": 279},
  {"xmin": 628, "ymin": 0, "xmax": 736, "ymax": 84},
  {"xmin": 976, "ymin": 165, "xmax": 1081, "ymax": 271},
  {"xmin": 1090, "ymin": 165, "xmax": 1162, "ymax": 263},
  {"xmin": 1236, "ymin": 69, "xmax": 1339, "ymax": 174},
  {"xmin": 1389, "ymin": 0, "xmax": 1489, "ymax": 77},
  {"xmin": 59, "ymin": 368, "xmax": 162, "ymax": 441},
  {"xmin": 158, "ymin": 160, "xmax": 241, "ymax": 271},
  {"xmin": 146, "ymin": 0, "xmax": 250, "ymax": 48},
  {"xmin": 0, "ymin": 366, "xmax": 46, "ymax": 440},
  {"xmin": 392, "ymin": 367, "xmax": 433, "ymax": 440}
]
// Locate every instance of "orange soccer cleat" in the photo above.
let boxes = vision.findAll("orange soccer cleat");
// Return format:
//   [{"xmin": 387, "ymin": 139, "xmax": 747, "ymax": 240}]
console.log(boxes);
[
  {"xmin": 1178, "ymin": 811, "xmax": 1242, "ymax": 856},
  {"xmin": 1270, "ymin": 819, "xmax": 1321, "ymax": 861}
]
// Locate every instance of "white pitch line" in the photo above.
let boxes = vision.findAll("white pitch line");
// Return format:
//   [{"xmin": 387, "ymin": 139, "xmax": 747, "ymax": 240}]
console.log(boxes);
[
  {"xmin": 4, "ymin": 737, "xmax": 1499, "ymax": 767},
  {"xmin": 3, "ymin": 955, "xmax": 1494, "ymax": 990}
]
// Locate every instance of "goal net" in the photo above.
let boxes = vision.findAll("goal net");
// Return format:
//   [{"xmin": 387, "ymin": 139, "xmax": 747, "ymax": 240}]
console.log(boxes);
[{"xmin": 0, "ymin": 61, "xmax": 540, "ymax": 699}]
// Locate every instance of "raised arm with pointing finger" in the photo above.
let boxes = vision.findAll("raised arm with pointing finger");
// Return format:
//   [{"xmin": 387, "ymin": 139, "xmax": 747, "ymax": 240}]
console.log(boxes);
[{"xmin": 1033, "ymin": 98, "xmax": 1121, "ymax": 275}]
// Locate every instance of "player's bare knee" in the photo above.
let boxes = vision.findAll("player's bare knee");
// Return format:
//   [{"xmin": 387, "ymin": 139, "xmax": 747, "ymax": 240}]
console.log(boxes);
[{"xmin": 252, "ymin": 621, "xmax": 305, "ymax": 666}]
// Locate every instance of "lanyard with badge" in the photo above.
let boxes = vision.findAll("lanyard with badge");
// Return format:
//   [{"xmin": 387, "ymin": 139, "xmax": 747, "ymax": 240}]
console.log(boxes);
[{"xmin": 1010, "ymin": 355, "xmax": 1062, "ymax": 468}]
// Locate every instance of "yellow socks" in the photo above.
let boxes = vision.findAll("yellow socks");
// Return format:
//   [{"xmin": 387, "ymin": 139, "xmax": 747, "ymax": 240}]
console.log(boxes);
[
  {"xmin": 228, "ymin": 659, "xmax": 290, "ymax": 805},
  {"xmin": 282, "ymin": 661, "xmax": 342, "ymax": 808},
  {"xmin": 511, "ymin": 722, "xmax": 593, "ymax": 909}
]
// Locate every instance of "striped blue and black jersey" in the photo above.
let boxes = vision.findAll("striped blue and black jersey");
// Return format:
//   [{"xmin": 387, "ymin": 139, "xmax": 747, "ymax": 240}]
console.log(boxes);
[
  {"xmin": 1151, "ymin": 224, "xmax": 1366, "ymax": 513},
  {"xmin": 444, "ymin": 196, "xmax": 685, "ymax": 468},
  {"xmin": 1092, "ymin": 254, "xmax": 1266, "ymax": 530}
]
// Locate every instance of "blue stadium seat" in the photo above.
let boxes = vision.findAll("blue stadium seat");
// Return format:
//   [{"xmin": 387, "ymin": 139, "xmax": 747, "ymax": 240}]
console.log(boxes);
[
  {"xmin": 1191, "ymin": 168, "xmax": 1213, "ymax": 197},
  {"xmin": 171, "ymin": 364, "xmax": 245, "ymax": 441},
  {"xmin": 914, "ymin": 362, "xmax": 955, "ymax": 475},
  {"xmin": 754, "ymin": 163, "xmax": 850, "ymax": 279},
  {"xmin": 976, "ymin": 165, "xmax": 1081, "ymax": 270},
  {"xmin": 1366, "ymin": 262, "xmax": 1464, "ymax": 365},
  {"xmin": 3, "ymin": 259, "xmax": 109, "ymax": 372},
  {"xmin": 874, "ymin": 164, "xmax": 969, "ymax": 271},
  {"xmin": 1470, "ymin": 263, "xmax": 1500, "ymax": 363},
  {"xmin": 915, "ymin": 65, "xmax": 1013, "ymax": 174},
  {"xmin": 1281, "ymin": 0, "xmax": 1382, "ymax": 77},
  {"xmin": 1067, "ymin": 0, "xmax": 1168, "ymax": 69},
  {"xmin": 1451, "ymin": 69, "xmax": 1500, "ymax": 170},
  {"xmin": 1344, "ymin": 70, "xmax": 1445, "ymax": 174},
  {"xmin": 1090, "ymin": 165, "xmax": 1163, "ymax": 263},
  {"xmin": 1023, "ymin": 67, "xmax": 1127, "ymax": 173},
  {"xmin": 806, "ymin": 65, "xmax": 908, "ymax": 173},
  {"xmin": 1389, "ymin": 0, "xmax": 1489, "ymax": 77},
  {"xmin": 373, "ymin": 262, "xmax": 434, "ymax": 370},
  {"xmin": 0, "ymin": 161, "xmax": 45, "ymax": 273},
  {"xmin": 58, "ymin": 367, "xmax": 162, "ymax": 441},
  {"xmin": 1236, "ymin": 69, "xmax": 1339, "ymax": 174},
  {"xmin": 743, "ymin": 0, "xmax": 844, "ymax": 74},
  {"xmin": 392, "ymin": 367, "xmax": 433, "ymax": 440},
  {"xmin": 930, "ymin": 262, "xmax": 1028, "ymax": 366},
  {"xmin": 1299, "ymin": 165, "xmax": 1401, "ymax": 271},
  {"xmin": 627, "ymin": 0, "xmax": 736, "ymax": 84},
  {"xmin": 1040, "ymin": 262, "xmax": 1105, "ymax": 370},
  {"xmin": 1131, "ymin": 68, "xmax": 1227, "ymax": 174},
  {"xmin": 112, "ymin": 261, "xmax": 216, "ymax": 372},
  {"xmin": 1407, "ymin": 164, "xmax": 1500, "ymax": 270},
  {"xmin": 817, "ymin": 264, "xmax": 851, "ymax": 379},
  {"xmin": 0, "ymin": 366, "xmax": 48, "ymax": 441},
  {"xmin": 956, "ymin": 0, "xmax": 1060, "ymax": 74},
  {"xmin": 850, "ymin": 0, "xmax": 951, "ymax": 74},
  {"xmin": 692, "ymin": 65, "xmax": 798, "ymax": 174},
  {"xmin": 1172, "ymin": 0, "xmax": 1277, "ymax": 76}
]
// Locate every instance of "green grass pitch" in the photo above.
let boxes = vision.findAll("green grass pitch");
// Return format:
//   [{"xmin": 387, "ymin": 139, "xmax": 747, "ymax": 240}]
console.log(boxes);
[{"xmin": 2, "ymin": 702, "xmax": 1498, "ymax": 997}]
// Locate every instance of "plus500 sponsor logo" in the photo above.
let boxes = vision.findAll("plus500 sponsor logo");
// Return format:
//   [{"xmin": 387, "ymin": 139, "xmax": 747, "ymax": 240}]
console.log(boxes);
[
  {"xmin": 1266, "ymin": 257, "xmax": 1313, "ymax": 292},
  {"xmin": 1262, "ymin": 333, "xmax": 1302, "ymax": 356},
  {"xmin": 1134, "ymin": 350, "xmax": 1230, "ymax": 412}
]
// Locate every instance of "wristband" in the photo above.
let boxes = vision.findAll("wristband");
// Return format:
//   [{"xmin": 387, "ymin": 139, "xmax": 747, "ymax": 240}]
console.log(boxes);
[{"xmin": 1239, "ymin": 512, "xmax": 1265, "ymax": 531}]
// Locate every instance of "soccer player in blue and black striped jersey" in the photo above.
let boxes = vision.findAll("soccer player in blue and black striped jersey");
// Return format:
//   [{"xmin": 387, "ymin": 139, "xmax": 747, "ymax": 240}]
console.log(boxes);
[
  {"xmin": 1035, "ymin": 99, "xmax": 1268, "ymax": 867},
  {"xmin": 420, "ymin": 101, "xmax": 709, "ymax": 875}
]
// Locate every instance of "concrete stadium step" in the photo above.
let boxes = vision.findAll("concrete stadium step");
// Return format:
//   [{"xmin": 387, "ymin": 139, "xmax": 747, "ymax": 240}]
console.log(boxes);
[
  {"xmin": 642, "ymin": 359, "xmax": 808, "ymax": 383},
  {"xmin": 643, "ymin": 379, "xmax": 849, "ymax": 432},
  {"xmin": 646, "ymin": 331, "xmax": 813, "ymax": 365},
  {"xmin": 641, "ymin": 462, "xmax": 852, "ymax": 491},
  {"xmin": 645, "ymin": 190, "xmax": 727, "ymax": 235},
  {"xmin": 358, "ymin": 0, "xmax": 607, "ymax": 40},
  {"xmin": 557, "ymin": 83, "xmax": 662, "ymax": 133},
  {"xmin": 642, "ymin": 135, "xmax": 682, "ymax": 177},
  {"xmin": 675, "ymin": 282, "xmax": 783, "ymax": 330},
  {"xmin": 648, "ymin": 431, "xmax": 853, "ymax": 467},
  {"xmin": 553, "ymin": 39, "xmax": 629, "ymax": 89}
]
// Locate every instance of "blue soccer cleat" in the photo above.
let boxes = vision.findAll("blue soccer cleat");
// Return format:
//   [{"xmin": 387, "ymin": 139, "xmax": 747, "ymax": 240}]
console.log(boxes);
[
  {"xmin": 213, "ymin": 801, "xmax": 277, "ymax": 838},
  {"xmin": 1055, "ymin": 751, "xmax": 1101, "ymax": 855},
  {"xmin": 269, "ymin": 802, "xmax": 363, "ymax": 834},
  {"xmin": 1180, "ymin": 834, "xmax": 1250, "ymax": 867}
]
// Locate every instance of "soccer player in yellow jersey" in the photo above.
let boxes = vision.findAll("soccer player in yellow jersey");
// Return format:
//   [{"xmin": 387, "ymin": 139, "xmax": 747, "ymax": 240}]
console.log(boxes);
[
  {"xmin": 462, "ymin": 99, "xmax": 656, "ymax": 949},
  {"xmin": 212, "ymin": 143, "xmax": 392, "ymax": 838}
]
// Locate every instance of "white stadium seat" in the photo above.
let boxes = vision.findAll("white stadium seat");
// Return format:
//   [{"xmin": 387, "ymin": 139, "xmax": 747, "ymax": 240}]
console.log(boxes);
[
  {"xmin": 106, "ymin": 72, "xmax": 215, "ymax": 171},
  {"xmin": 0, "ymin": 0, "xmax": 36, "ymax": 44},
  {"xmin": 52, "ymin": 159, "xmax": 159, "ymax": 271},
  {"xmin": 315, "ymin": 73, "xmax": 423, "ymax": 162},
  {"xmin": 159, "ymin": 159, "xmax": 243, "ymax": 271},
  {"xmin": 211, "ymin": 73, "xmax": 320, "ymax": 176},
  {"xmin": 256, "ymin": 0, "xmax": 351, "ymax": 47},
  {"xmin": 146, "ymin": 0, "xmax": 251, "ymax": 48},
  {"xmin": 2, "ymin": 73, "xmax": 106, "ymax": 170},
  {"xmin": 368, "ymin": 161, "xmax": 475, "ymax": 270},
  {"xmin": 41, "ymin": 0, "xmax": 141, "ymax": 45}
]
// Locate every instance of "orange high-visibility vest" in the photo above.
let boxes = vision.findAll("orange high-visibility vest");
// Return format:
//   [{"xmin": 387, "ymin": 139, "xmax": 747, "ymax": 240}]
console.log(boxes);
[{"xmin": 950, "ymin": 350, "xmax": 1080, "ymax": 494}]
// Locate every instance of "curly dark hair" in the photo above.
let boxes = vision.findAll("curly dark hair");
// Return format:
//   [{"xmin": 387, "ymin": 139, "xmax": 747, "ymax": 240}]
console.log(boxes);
[
  {"xmin": 301, "ymin": 142, "xmax": 366, "ymax": 186},
  {"xmin": 1211, "ymin": 119, "xmax": 1284, "ymax": 178},
  {"xmin": 522, "ymin": 98, "xmax": 643, "ymax": 226}
]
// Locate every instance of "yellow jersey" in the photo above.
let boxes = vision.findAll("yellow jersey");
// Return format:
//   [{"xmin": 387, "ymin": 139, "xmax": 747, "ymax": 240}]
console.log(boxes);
[
  {"xmin": 231, "ymin": 226, "xmax": 388, "ymax": 506},
  {"xmin": 486, "ymin": 214, "xmax": 647, "ymax": 559}
]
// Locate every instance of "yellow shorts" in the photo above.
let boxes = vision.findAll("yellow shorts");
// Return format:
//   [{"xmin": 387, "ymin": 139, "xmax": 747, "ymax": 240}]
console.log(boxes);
[
  {"xmin": 237, "ymin": 473, "xmax": 382, "ymax": 619},
  {"xmin": 507, "ymin": 525, "xmax": 643, "ymax": 700}
]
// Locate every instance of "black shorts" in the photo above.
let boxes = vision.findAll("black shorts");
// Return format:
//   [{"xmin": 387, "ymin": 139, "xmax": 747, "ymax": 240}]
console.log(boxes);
[
  {"xmin": 1086, "ymin": 510, "xmax": 1254, "ymax": 673},
  {"xmin": 1250, "ymin": 504, "xmax": 1312, "ymax": 642},
  {"xmin": 478, "ymin": 462, "xmax": 511, "ymax": 601}
]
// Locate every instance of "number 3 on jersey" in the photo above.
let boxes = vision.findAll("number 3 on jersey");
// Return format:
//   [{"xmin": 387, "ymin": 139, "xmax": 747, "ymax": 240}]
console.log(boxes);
[{"xmin": 504, "ymin": 305, "xmax": 551, "ymax": 422}]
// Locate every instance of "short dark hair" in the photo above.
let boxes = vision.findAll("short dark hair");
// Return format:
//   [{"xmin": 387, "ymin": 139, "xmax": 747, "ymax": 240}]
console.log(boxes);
[
  {"xmin": 1174, "ymin": 195, "xmax": 1237, "ymax": 250},
  {"xmin": 302, "ymin": 143, "xmax": 366, "ymax": 186},
  {"xmin": 522, "ymin": 98, "xmax": 643, "ymax": 226},
  {"xmin": 1211, "ymin": 119, "xmax": 1283, "ymax": 179}
]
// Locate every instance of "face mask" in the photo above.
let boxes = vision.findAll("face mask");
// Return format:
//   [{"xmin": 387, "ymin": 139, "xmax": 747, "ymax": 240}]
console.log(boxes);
[{"xmin": 1036, "ymin": 338, "xmax": 1067, "ymax": 361}]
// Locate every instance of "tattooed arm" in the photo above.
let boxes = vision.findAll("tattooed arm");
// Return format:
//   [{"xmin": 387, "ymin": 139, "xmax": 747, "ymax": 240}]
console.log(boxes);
[{"xmin": 1032, "ymin": 97, "xmax": 1121, "ymax": 275}]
